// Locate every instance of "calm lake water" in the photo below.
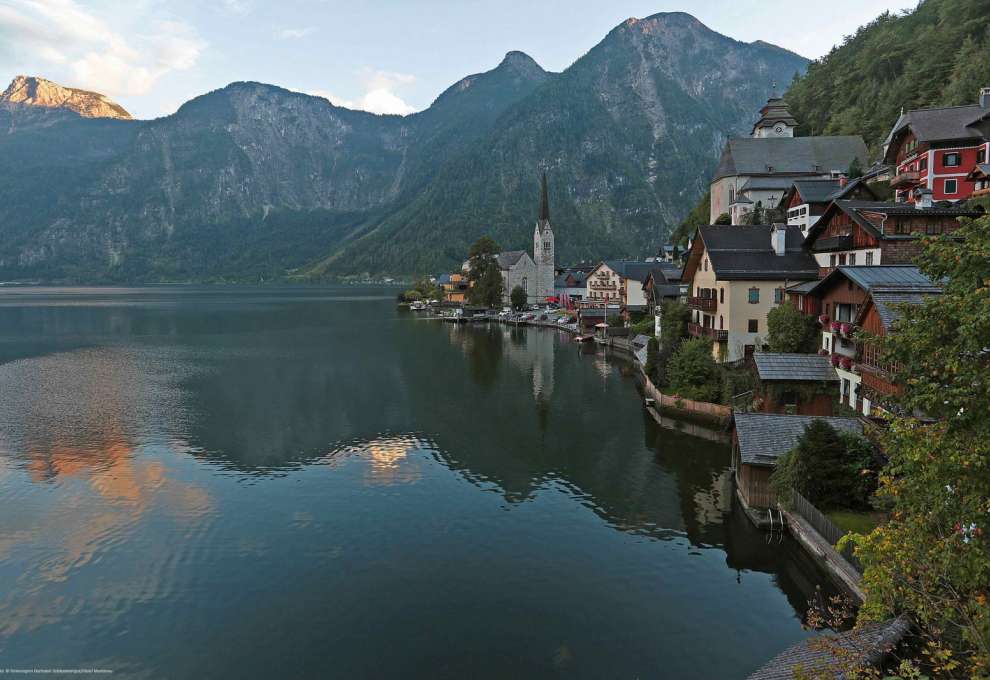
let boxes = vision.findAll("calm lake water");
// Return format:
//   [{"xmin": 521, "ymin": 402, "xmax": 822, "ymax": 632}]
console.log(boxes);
[{"xmin": 0, "ymin": 286, "xmax": 831, "ymax": 679}]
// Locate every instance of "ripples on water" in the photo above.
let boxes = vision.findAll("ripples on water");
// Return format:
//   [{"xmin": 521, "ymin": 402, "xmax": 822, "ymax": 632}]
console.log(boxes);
[{"xmin": 0, "ymin": 287, "xmax": 833, "ymax": 679}]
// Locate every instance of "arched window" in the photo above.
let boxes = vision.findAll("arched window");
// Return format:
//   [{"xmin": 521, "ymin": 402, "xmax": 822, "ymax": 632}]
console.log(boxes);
[
  {"xmin": 719, "ymin": 315, "xmax": 724, "ymax": 330},
  {"xmin": 521, "ymin": 277, "xmax": 528, "ymax": 290},
  {"xmin": 719, "ymin": 288, "xmax": 724, "ymax": 304}
]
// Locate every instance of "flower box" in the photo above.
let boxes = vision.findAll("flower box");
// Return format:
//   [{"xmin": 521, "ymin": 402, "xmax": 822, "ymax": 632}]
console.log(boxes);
[
  {"xmin": 839, "ymin": 356, "xmax": 852, "ymax": 370},
  {"xmin": 818, "ymin": 314, "xmax": 830, "ymax": 326},
  {"xmin": 840, "ymin": 322, "xmax": 853, "ymax": 337},
  {"xmin": 830, "ymin": 353, "xmax": 841, "ymax": 367},
  {"xmin": 830, "ymin": 321, "xmax": 842, "ymax": 333},
  {"xmin": 818, "ymin": 348, "xmax": 828, "ymax": 356}
]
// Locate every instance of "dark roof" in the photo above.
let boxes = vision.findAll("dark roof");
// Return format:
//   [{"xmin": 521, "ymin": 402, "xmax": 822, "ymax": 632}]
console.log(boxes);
[
  {"xmin": 754, "ymin": 353, "xmax": 839, "ymax": 383},
  {"xmin": 602, "ymin": 260, "xmax": 663, "ymax": 283},
  {"xmin": 437, "ymin": 274, "xmax": 452, "ymax": 284},
  {"xmin": 806, "ymin": 200, "xmax": 982, "ymax": 245},
  {"xmin": 747, "ymin": 617, "xmax": 911, "ymax": 680},
  {"xmin": 714, "ymin": 136, "xmax": 868, "ymax": 181},
  {"xmin": 655, "ymin": 262, "xmax": 683, "ymax": 281},
  {"xmin": 739, "ymin": 176, "xmax": 799, "ymax": 192},
  {"xmin": 805, "ymin": 265, "xmax": 942, "ymax": 299},
  {"xmin": 693, "ymin": 225, "xmax": 819, "ymax": 281},
  {"xmin": 734, "ymin": 413, "xmax": 863, "ymax": 466},
  {"xmin": 555, "ymin": 270, "xmax": 587, "ymax": 288},
  {"xmin": 871, "ymin": 289, "xmax": 941, "ymax": 330},
  {"xmin": 496, "ymin": 251, "xmax": 528, "ymax": 269},
  {"xmin": 785, "ymin": 279, "xmax": 819, "ymax": 295},
  {"xmin": 883, "ymin": 103, "xmax": 988, "ymax": 150},
  {"xmin": 788, "ymin": 177, "xmax": 875, "ymax": 205},
  {"xmin": 968, "ymin": 163, "xmax": 990, "ymax": 179}
]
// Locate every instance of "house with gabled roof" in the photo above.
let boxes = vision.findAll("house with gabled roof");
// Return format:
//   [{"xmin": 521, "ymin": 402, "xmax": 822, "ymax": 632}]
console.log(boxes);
[
  {"xmin": 682, "ymin": 224, "xmax": 818, "ymax": 363},
  {"xmin": 584, "ymin": 260, "xmax": 667, "ymax": 312},
  {"xmin": 803, "ymin": 199, "xmax": 982, "ymax": 275},
  {"xmin": 883, "ymin": 88, "xmax": 990, "ymax": 204},
  {"xmin": 786, "ymin": 265, "xmax": 942, "ymax": 417},
  {"xmin": 966, "ymin": 163, "xmax": 990, "ymax": 199},
  {"xmin": 777, "ymin": 177, "xmax": 877, "ymax": 236},
  {"xmin": 752, "ymin": 353, "xmax": 839, "ymax": 416}
]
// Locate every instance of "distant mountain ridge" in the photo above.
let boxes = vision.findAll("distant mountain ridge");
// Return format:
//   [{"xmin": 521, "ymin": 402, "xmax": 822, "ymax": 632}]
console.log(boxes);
[
  {"xmin": 0, "ymin": 13, "xmax": 807, "ymax": 282},
  {"xmin": 1, "ymin": 75, "xmax": 132, "ymax": 120}
]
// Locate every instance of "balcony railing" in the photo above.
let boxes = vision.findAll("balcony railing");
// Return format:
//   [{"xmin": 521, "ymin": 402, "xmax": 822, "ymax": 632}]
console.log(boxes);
[
  {"xmin": 973, "ymin": 186, "xmax": 990, "ymax": 198},
  {"xmin": 688, "ymin": 322, "xmax": 728, "ymax": 342},
  {"xmin": 891, "ymin": 170, "xmax": 921, "ymax": 188},
  {"xmin": 687, "ymin": 296, "xmax": 716, "ymax": 312}
]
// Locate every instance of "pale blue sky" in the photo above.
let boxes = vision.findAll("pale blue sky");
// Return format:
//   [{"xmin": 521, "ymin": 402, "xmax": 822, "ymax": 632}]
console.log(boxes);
[{"xmin": 0, "ymin": 0, "xmax": 917, "ymax": 119}]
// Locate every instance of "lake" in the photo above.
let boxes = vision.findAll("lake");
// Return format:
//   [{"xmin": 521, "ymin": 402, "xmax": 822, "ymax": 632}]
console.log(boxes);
[{"xmin": 0, "ymin": 286, "xmax": 830, "ymax": 678}]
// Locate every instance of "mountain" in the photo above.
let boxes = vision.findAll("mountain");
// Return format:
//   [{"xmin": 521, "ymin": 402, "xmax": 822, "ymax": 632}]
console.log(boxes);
[
  {"xmin": 0, "ymin": 14, "xmax": 807, "ymax": 283},
  {"xmin": 1, "ymin": 75, "xmax": 132, "ymax": 120},
  {"xmin": 785, "ymin": 0, "xmax": 990, "ymax": 149}
]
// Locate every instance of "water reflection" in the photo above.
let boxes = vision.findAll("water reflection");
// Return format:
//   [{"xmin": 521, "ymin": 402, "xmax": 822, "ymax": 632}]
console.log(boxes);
[{"xmin": 0, "ymin": 288, "xmax": 832, "ymax": 679}]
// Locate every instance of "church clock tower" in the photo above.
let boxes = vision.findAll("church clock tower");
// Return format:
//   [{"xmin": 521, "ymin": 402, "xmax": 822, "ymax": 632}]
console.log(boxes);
[{"xmin": 533, "ymin": 172, "xmax": 555, "ymax": 302}]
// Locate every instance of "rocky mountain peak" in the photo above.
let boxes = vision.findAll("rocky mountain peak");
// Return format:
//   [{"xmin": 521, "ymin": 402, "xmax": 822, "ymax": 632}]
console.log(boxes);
[
  {"xmin": 497, "ymin": 51, "xmax": 546, "ymax": 77},
  {"xmin": 1, "ymin": 75, "xmax": 132, "ymax": 120}
]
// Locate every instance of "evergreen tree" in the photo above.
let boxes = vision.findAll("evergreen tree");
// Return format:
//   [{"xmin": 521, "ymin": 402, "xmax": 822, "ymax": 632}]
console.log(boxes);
[{"xmin": 467, "ymin": 237, "xmax": 504, "ymax": 307}]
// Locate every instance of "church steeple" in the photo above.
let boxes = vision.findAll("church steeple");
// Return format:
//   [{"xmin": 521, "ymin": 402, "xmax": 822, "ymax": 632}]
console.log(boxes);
[{"xmin": 538, "ymin": 171, "xmax": 550, "ymax": 226}]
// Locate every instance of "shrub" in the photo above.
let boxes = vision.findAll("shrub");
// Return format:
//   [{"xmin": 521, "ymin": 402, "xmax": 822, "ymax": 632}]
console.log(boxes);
[
  {"xmin": 666, "ymin": 337, "xmax": 720, "ymax": 402},
  {"xmin": 510, "ymin": 285, "xmax": 527, "ymax": 310},
  {"xmin": 766, "ymin": 303, "xmax": 819, "ymax": 353}
]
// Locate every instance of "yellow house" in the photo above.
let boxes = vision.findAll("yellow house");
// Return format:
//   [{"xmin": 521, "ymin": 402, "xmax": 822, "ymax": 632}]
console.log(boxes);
[
  {"xmin": 439, "ymin": 272, "xmax": 470, "ymax": 303},
  {"xmin": 682, "ymin": 224, "xmax": 818, "ymax": 363}
]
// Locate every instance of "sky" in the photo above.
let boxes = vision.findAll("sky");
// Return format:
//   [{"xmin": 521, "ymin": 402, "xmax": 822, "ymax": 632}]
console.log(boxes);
[{"xmin": 0, "ymin": 0, "xmax": 919, "ymax": 120}]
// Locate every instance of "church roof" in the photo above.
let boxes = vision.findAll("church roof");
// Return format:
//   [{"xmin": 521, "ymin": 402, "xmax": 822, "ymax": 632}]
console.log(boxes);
[
  {"xmin": 751, "ymin": 97, "xmax": 799, "ymax": 134},
  {"xmin": 496, "ymin": 251, "xmax": 529, "ymax": 270},
  {"xmin": 714, "ymin": 136, "xmax": 868, "ymax": 181}
]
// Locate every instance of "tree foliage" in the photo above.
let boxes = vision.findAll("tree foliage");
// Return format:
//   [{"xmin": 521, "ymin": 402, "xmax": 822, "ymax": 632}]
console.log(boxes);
[
  {"xmin": 767, "ymin": 302, "xmax": 820, "ymax": 353},
  {"xmin": 714, "ymin": 212, "xmax": 732, "ymax": 225},
  {"xmin": 666, "ymin": 337, "xmax": 720, "ymax": 402},
  {"xmin": 467, "ymin": 237, "xmax": 504, "ymax": 308},
  {"xmin": 671, "ymin": 190, "xmax": 711, "ymax": 245},
  {"xmin": 510, "ymin": 285, "xmax": 527, "ymax": 310},
  {"xmin": 850, "ymin": 216, "xmax": 990, "ymax": 677},
  {"xmin": 786, "ymin": 0, "xmax": 990, "ymax": 151}
]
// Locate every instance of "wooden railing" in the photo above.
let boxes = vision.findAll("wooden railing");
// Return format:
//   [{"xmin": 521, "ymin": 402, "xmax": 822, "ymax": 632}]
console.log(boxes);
[
  {"xmin": 687, "ymin": 322, "xmax": 728, "ymax": 342},
  {"xmin": 890, "ymin": 170, "xmax": 921, "ymax": 187},
  {"xmin": 789, "ymin": 491, "xmax": 863, "ymax": 573},
  {"xmin": 687, "ymin": 296, "xmax": 716, "ymax": 312}
]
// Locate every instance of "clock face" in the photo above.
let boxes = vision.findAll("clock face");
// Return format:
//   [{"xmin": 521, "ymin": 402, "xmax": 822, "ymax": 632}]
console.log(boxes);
[{"xmin": 774, "ymin": 125, "xmax": 784, "ymax": 134}]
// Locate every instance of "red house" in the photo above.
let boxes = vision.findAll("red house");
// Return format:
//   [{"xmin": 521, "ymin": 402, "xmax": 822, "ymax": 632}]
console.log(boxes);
[{"xmin": 883, "ymin": 87, "xmax": 990, "ymax": 204}]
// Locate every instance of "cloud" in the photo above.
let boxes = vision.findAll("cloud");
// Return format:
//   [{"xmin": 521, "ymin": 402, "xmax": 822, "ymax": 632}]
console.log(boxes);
[
  {"xmin": 0, "ymin": 0, "xmax": 205, "ymax": 98},
  {"xmin": 309, "ymin": 68, "xmax": 418, "ymax": 116},
  {"xmin": 275, "ymin": 27, "xmax": 316, "ymax": 40}
]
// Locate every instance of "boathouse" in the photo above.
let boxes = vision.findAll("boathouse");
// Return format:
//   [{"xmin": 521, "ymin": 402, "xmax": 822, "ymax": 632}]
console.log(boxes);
[
  {"xmin": 752, "ymin": 352, "xmax": 839, "ymax": 416},
  {"xmin": 732, "ymin": 413, "xmax": 863, "ymax": 511}
]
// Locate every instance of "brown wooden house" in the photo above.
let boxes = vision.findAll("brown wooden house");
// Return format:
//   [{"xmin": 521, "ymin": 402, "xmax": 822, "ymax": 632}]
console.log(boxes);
[
  {"xmin": 752, "ymin": 353, "xmax": 839, "ymax": 416},
  {"xmin": 732, "ymin": 413, "xmax": 863, "ymax": 516}
]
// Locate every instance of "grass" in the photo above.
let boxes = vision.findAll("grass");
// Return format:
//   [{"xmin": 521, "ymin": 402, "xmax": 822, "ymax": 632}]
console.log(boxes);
[{"xmin": 827, "ymin": 510, "xmax": 886, "ymax": 535}]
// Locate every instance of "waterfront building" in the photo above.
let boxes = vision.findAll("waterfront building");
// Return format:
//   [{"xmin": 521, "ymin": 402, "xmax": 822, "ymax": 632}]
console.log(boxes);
[
  {"xmin": 788, "ymin": 265, "xmax": 941, "ymax": 416},
  {"xmin": 883, "ymin": 87, "xmax": 990, "ymax": 204},
  {"xmin": 710, "ymin": 96, "xmax": 868, "ymax": 224},
  {"xmin": 802, "ymin": 199, "xmax": 982, "ymax": 275},
  {"xmin": 584, "ymin": 261, "xmax": 666, "ymax": 312},
  {"xmin": 731, "ymin": 413, "xmax": 863, "ymax": 512},
  {"xmin": 682, "ymin": 224, "xmax": 818, "ymax": 363},
  {"xmin": 438, "ymin": 272, "xmax": 470, "ymax": 303},
  {"xmin": 554, "ymin": 269, "xmax": 587, "ymax": 304},
  {"xmin": 643, "ymin": 268, "xmax": 687, "ymax": 337},
  {"xmin": 752, "ymin": 353, "xmax": 839, "ymax": 416}
]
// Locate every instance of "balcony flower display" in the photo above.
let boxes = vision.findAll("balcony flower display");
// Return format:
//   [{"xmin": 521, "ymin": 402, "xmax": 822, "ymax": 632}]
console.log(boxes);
[
  {"xmin": 830, "ymin": 321, "xmax": 842, "ymax": 333},
  {"xmin": 818, "ymin": 348, "xmax": 828, "ymax": 357},
  {"xmin": 830, "ymin": 353, "xmax": 841, "ymax": 367},
  {"xmin": 839, "ymin": 356, "xmax": 852, "ymax": 370},
  {"xmin": 840, "ymin": 322, "xmax": 853, "ymax": 337},
  {"xmin": 818, "ymin": 314, "xmax": 830, "ymax": 326}
]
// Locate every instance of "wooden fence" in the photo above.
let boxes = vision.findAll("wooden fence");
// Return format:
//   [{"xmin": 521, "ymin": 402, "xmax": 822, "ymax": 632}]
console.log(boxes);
[
  {"xmin": 641, "ymin": 375, "xmax": 732, "ymax": 421},
  {"xmin": 790, "ymin": 490, "xmax": 863, "ymax": 574}
]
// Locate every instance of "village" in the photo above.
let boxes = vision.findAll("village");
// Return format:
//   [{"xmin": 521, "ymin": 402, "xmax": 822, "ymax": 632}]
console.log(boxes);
[{"xmin": 399, "ymin": 86, "xmax": 990, "ymax": 677}]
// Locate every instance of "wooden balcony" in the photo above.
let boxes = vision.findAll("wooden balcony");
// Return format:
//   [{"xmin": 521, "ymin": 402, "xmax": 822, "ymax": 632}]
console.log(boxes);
[
  {"xmin": 688, "ymin": 322, "xmax": 728, "ymax": 342},
  {"xmin": 973, "ymin": 186, "xmax": 990, "ymax": 198},
  {"xmin": 890, "ymin": 170, "xmax": 921, "ymax": 188},
  {"xmin": 859, "ymin": 366, "xmax": 903, "ymax": 397},
  {"xmin": 687, "ymin": 296, "xmax": 717, "ymax": 312}
]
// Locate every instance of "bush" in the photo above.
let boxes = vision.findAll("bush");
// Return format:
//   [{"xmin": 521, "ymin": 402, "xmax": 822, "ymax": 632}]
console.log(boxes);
[
  {"xmin": 607, "ymin": 315, "xmax": 624, "ymax": 328},
  {"xmin": 666, "ymin": 338, "xmax": 720, "ymax": 402},
  {"xmin": 766, "ymin": 303, "xmax": 819, "ymax": 353},
  {"xmin": 630, "ymin": 317, "xmax": 654, "ymax": 336},
  {"xmin": 714, "ymin": 212, "xmax": 731, "ymax": 225}
]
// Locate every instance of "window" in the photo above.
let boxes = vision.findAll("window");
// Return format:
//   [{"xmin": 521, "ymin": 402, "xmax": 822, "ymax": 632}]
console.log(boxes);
[
  {"xmin": 945, "ymin": 179, "xmax": 958, "ymax": 195},
  {"xmin": 978, "ymin": 147, "xmax": 987, "ymax": 164},
  {"xmin": 774, "ymin": 287, "xmax": 784, "ymax": 304},
  {"xmin": 926, "ymin": 222, "xmax": 943, "ymax": 235},
  {"xmin": 830, "ymin": 254, "xmax": 837, "ymax": 267},
  {"xmin": 748, "ymin": 319, "xmax": 759, "ymax": 333},
  {"xmin": 748, "ymin": 287, "xmax": 760, "ymax": 304},
  {"xmin": 824, "ymin": 335, "xmax": 830, "ymax": 352},
  {"xmin": 919, "ymin": 156, "xmax": 928, "ymax": 171},
  {"xmin": 719, "ymin": 315, "xmax": 724, "ymax": 330},
  {"xmin": 703, "ymin": 258, "xmax": 708, "ymax": 272},
  {"xmin": 719, "ymin": 288, "xmax": 724, "ymax": 304},
  {"xmin": 943, "ymin": 152, "xmax": 961, "ymax": 167},
  {"xmin": 865, "ymin": 252, "xmax": 874, "ymax": 265},
  {"xmin": 849, "ymin": 253, "xmax": 856, "ymax": 266}
]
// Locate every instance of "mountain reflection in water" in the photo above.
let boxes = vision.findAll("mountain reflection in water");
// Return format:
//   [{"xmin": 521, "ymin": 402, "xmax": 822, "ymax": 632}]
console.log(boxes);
[{"xmin": 0, "ymin": 287, "xmax": 834, "ymax": 679}]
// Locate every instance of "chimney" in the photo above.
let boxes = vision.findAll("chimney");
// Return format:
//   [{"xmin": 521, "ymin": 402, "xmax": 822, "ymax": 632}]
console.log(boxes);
[
  {"xmin": 981, "ymin": 87, "xmax": 990, "ymax": 109},
  {"xmin": 771, "ymin": 223, "xmax": 786, "ymax": 256},
  {"xmin": 914, "ymin": 188, "xmax": 933, "ymax": 210}
]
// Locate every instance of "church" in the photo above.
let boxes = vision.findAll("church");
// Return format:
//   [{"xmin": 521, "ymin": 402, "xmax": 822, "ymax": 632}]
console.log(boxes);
[{"xmin": 495, "ymin": 173, "xmax": 556, "ymax": 305}]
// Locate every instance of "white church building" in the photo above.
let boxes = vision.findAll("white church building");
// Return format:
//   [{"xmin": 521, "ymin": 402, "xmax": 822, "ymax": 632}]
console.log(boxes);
[{"xmin": 496, "ymin": 173, "xmax": 556, "ymax": 305}]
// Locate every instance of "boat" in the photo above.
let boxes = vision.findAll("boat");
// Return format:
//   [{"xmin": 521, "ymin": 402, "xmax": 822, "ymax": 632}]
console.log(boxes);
[
  {"xmin": 409, "ymin": 301, "xmax": 426, "ymax": 311},
  {"xmin": 574, "ymin": 334, "xmax": 594, "ymax": 343}
]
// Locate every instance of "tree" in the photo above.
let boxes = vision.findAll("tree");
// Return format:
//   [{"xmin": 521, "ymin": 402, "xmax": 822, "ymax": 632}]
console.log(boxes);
[
  {"xmin": 466, "ymin": 237, "xmax": 504, "ymax": 308},
  {"xmin": 766, "ymin": 302, "xmax": 819, "ymax": 353},
  {"xmin": 714, "ymin": 212, "xmax": 732, "ymax": 225},
  {"xmin": 659, "ymin": 300, "xmax": 690, "ymax": 349},
  {"xmin": 770, "ymin": 421, "xmax": 875, "ymax": 510},
  {"xmin": 666, "ymin": 337, "xmax": 720, "ymax": 402},
  {"xmin": 510, "ymin": 285, "xmax": 527, "ymax": 310},
  {"xmin": 846, "ymin": 157, "xmax": 864, "ymax": 180},
  {"xmin": 849, "ymin": 216, "xmax": 990, "ymax": 676},
  {"xmin": 671, "ymin": 190, "xmax": 711, "ymax": 245}
]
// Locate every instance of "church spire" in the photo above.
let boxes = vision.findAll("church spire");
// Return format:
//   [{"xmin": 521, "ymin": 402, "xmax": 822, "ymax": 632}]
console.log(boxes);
[{"xmin": 539, "ymin": 172, "xmax": 550, "ymax": 224}]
